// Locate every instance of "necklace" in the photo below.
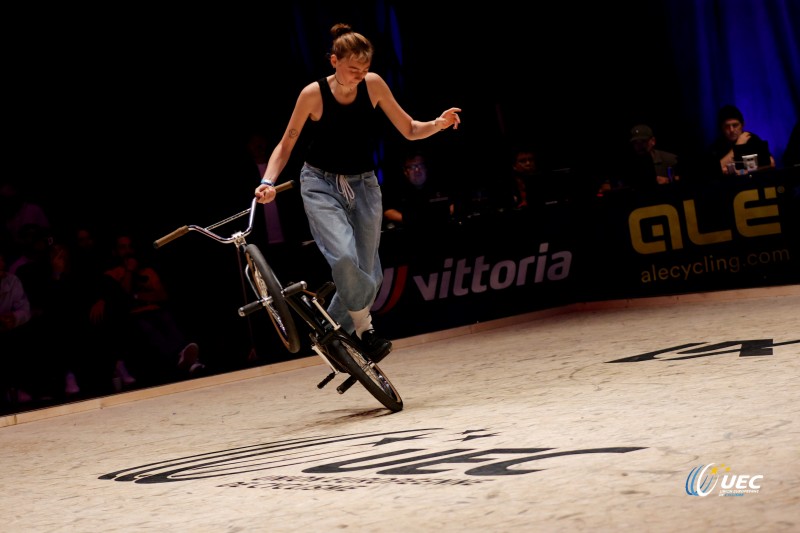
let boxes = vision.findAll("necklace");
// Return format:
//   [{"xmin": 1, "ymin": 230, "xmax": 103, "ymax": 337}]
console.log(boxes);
[{"xmin": 334, "ymin": 74, "xmax": 352, "ymax": 92}]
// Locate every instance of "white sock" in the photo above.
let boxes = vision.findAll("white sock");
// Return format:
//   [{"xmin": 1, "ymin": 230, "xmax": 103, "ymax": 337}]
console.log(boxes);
[{"xmin": 348, "ymin": 307, "xmax": 373, "ymax": 338}]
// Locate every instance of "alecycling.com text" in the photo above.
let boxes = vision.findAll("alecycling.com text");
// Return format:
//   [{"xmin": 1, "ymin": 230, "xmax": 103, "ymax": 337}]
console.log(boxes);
[{"xmin": 641, "ymin": 247, "xmax": 790, "ymax": 283}]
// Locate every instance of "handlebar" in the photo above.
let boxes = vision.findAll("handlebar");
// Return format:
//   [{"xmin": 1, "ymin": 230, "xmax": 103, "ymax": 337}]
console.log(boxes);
[{"xmin": 153, "ymin": 180, "xmax": 295, "ymax": 249}]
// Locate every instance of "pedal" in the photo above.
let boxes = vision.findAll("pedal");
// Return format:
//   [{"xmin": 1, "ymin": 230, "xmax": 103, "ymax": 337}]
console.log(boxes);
[
  {"xmin": 284, "ymin": 281, "xmax": 307, "ymax": 297},
  {"xmin": 238, "ymin": 300, "xmax": 263, "ymax": 317},
  {"xmin": 317, "ymin": 372, "xmax": 336, "ymax": 389},
  {"xmin": 315, "ymin": 281, "xmax": 335, "ymax": 305},
  {"xmin": 336, "ymin": 375, "xmax": 357, "ymax": 394}
]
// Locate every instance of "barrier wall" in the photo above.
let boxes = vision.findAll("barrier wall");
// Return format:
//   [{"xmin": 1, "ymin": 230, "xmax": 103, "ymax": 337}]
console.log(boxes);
[
  {"xmin": 3, "ymin": 167, "xmax": 797, "ymax": 416},
  {"xmin": 371, "ymin": 166, "xmax": 800, "ymax": 340}
]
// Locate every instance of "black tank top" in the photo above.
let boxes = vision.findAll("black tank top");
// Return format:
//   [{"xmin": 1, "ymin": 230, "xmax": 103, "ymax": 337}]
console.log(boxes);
[{"xmin": 305, "ymin": 78, "xmax": 378, "ymax": 175}]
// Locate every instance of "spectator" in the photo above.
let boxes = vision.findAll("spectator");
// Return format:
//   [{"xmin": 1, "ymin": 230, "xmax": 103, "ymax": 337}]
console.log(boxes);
[
  {"xmin": 70, "ymin": 225, "xmax": 110, "ymax": 283},
  {"xmin": 36, "ymin": 242, "xmax": 88, "ymax": 397},
  {"xmin": 8, "ymin": 223, "xmax": 52, "ymax": 277},
  {"xmin": 710, "ymin": 105, "xmax": 776, "ymax": 175},
  {"xmin": 6, "ymin": 225, "xmax": 63, "ymax": 401},
  {"xmin": 477, "ymin": 144, "xmax": 537, "ymax": 213},
  {"xmin": 11, "ymin": 229, "xmax": 92, "ymax": 400},
  {"xmin": 382, "ymin": 151, "xmax": 457, "ymax": 231},
  {"xmin": 783, "ymin": 119, "xmax": 800, "ymax": 168},
  {"xmin": 506, "ymin": 144, "xmax": 573, "ymax": 209},
  {"xmin": 0, "ymin": 179, "xmax": 50, "ymax": 264},
  {"xmin": 508, "ymin": 146, "xmax": 536, "ymax": 209},
  {"xmin": 627, "ymin": 124, "xmax": 679, "ymax": 185},
  {"xmin": 598, "ymin": 124, "xmax": 678, "ymax": 195},
  {"xmin": 91, "ymin": 233, "xmax": 204, "ymax": 388},
  {"xmin": 0, "ymin": 247, "xmax": 34, "ymax": 406},
  {"xmin": 66, "ymin": 225, "xmax": 115, "ymax": 395}
]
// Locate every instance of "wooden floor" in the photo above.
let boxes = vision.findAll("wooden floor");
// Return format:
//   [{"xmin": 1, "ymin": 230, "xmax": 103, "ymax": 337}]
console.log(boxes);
[{"xmin": 2, "ymin": 286, "xmax": 799, "ymax": 532}]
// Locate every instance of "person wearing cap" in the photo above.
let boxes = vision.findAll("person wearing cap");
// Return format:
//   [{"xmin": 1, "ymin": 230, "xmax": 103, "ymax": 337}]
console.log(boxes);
[
  {"xmin": 627, "ymin": 124, "xmax": 679, "ymax": 186},
  {"xmin": 597, "ymin": 124, "xmax": 680, "ymax": 197},
  {"xmin": 710, "ymin": 104, "xmax": 775, "ymax": 175}
]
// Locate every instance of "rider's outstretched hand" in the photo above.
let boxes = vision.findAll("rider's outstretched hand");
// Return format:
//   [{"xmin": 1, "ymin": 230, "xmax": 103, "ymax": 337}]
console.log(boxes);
[{"xmin": 437, "ymin": 107, "xmax": 461, "ymax": 131}]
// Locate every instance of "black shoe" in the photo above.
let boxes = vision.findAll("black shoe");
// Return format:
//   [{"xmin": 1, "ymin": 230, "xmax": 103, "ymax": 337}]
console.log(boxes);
[{"xmin": 359, "ymin": 329, "xmax": 392, "ymax": 361}]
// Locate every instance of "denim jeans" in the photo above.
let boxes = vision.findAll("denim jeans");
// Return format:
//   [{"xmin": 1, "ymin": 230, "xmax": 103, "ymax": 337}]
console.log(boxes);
[{"xmin": 299, "ymin": 163, "xmax": 383, "ymax": 333}]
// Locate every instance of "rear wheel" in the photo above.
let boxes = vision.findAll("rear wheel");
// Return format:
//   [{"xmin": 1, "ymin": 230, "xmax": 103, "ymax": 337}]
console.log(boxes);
[
  {"xmin": 245, "ymin": 244, "xmax": 301, "ymax": 353},
  {"xmin": 330, "ymin": 335, "xmax": 403, "ymax": 412}
]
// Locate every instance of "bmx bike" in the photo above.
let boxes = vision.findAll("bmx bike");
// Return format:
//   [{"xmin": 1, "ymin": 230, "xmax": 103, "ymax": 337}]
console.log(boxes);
[{"xmin": 153, "ymin": 181, "xmax": 403, "ymax": 412}]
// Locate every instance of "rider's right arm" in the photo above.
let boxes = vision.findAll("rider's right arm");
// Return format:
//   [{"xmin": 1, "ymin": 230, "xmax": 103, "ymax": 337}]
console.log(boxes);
[
  {"xmin": 255, "ymin": 82, "xmax": 322, "ymax": 204},
  {"xmin": 256, "ymin": 83, "xmax": 321, "ymax": 199}
]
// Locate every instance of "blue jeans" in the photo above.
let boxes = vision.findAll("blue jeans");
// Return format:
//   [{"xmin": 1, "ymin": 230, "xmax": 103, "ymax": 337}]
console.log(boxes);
[{"xmin": 299, "ymin": 163, "xmax": 384, "ymax": 333}]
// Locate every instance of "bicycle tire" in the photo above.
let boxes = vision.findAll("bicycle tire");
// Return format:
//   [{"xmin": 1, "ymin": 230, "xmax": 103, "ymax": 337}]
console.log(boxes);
[
  {"xmin": 330, "ymin": 335, "xmax": 403, "ymax": 412},
  {"xmin": 245, "ymin": 244, "xmax": 301, "ymax": 353}
]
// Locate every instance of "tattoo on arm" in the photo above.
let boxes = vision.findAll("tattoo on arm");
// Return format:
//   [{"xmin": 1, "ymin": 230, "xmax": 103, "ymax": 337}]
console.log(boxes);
[{"xmin": 289, "ymin": 129, "xmax": 299, "ymax": 138}]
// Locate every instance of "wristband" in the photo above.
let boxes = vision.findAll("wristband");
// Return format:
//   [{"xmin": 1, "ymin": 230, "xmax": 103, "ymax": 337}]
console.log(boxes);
[{"xmin": 260, "ymin": 178, "xmax": 275, "ymax": 186}]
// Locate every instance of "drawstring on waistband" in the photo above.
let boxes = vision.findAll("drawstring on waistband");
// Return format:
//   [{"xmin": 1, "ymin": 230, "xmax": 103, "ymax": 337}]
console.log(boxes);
[{"xmin": 337, "ymin": 175, "xmax": 355, "ymax": 202}]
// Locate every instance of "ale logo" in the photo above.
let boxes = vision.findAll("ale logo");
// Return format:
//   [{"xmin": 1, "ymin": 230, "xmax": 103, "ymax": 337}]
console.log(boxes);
[{"xmin": 628, "ymin": 187, "xmax": 782, "ymax": 255}]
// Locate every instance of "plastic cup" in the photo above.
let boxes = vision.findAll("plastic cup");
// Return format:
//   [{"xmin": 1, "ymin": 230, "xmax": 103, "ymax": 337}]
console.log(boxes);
[{"xmin": 743, "ymin": 154, "xmax": 758, "ymax": 171}]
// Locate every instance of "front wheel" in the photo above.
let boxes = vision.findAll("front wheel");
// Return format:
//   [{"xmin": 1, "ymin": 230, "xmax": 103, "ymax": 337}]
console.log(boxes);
[
  {"xmin": 330, "ymin": 335, "xmax": 403, "ymax": 412},
  {"xmin": 245, "ymin": 244, "xmax": 301, "ymax": 353}
]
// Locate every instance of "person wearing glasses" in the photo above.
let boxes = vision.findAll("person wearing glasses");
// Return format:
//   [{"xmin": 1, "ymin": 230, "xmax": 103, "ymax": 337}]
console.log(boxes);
[{"xmin": 383, "ymin": 151, "xmax": 456, "ymax": 231}]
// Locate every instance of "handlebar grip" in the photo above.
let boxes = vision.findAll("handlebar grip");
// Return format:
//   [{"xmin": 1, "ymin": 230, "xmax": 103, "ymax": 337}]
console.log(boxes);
[
  {"xmin": 153, "ymin": 226, "xmax": 190, "ymax": 249},
  {"xmin": 274, "ymin": 181, "xmax": 294, "ymax": 193}
]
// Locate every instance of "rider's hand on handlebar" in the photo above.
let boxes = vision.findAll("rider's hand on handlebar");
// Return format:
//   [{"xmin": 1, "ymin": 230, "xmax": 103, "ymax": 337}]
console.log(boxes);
[{"xmin": 255, "ymin": 183, "xmax": 277, "ymax": 204}]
